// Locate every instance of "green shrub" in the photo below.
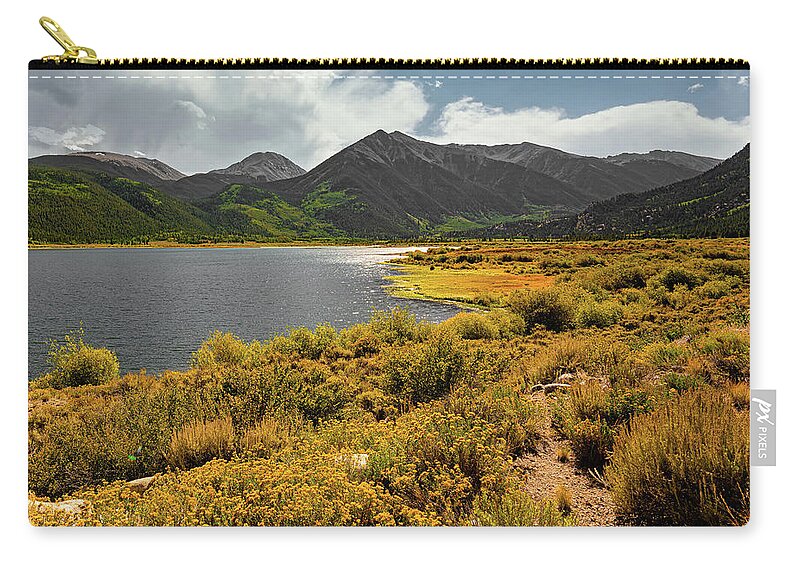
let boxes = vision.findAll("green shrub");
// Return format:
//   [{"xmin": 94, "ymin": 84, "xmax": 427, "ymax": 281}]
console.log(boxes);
[
  {"xmin": 28, "ymin": 398, "xmax": 144, "ymax": 499},
  {"xmin": 666, "ymin": 284, "xmax": 693, "ymax": 309},
  {"xmin": 574, "ymin": 254, "xmax": 603, "ymax": 268},
  {"xmin": 383, "ymin": 330, "xmax": 467, "ymax": 404},
  {"xmin": 576, "ymin": 300, "xmax": 624, "ymax": 328},
  {"xmin": 697, "ymin": 278, "xmax": 734, "ymax": 299},
  {"xmin": 369, "ymin": 307, "xmax": 427, "ymax": 344},
  {"xmin": 656, "ymin": 267, "xmax": 704, "ymax": 291},
  {"xmin": 441, "ymin": 310, "xmax": 527, "ymax": 341},
  {"xmin": 42, "ymin": 331, "xmax": 119, "ymax": 388},
  {"xmin": 705, "ymin": 259, "xmax": 749, "ymax": 278},
  {"xmin": 598, "ymin": 264, "xmax": 647, "ymax": 290},
  {"xmin": 191, "ymin": 331, "xmax": 262, "ymax": 370},
  {"xmin": 506, "ymin": 287, "xmax": 578, "ymax": 332},
  {"xmin": 606, "ymin": 388, "xmax": 654, "ymax": 424},
  {"xmin": 486, "ymin": 309, "xmax": 526, "ymax": 339},
  {"xmin": 697, "ymin": 329, "xmax": 750, "ymax": 383},
  {"xmin": 271, "ymin": 324, "xmax": 338, "ymax": 360},
  {"xmin": 297, "ymin": 374, "xmax": 349, "ymax": 425},
  {"xmin": 644, "ymin": 342, "xmax": 689, "ymax": 370},
  {"xmin": 339, "ymin": 322, "xmax": 381, "ymax": 357},
  {"xmin": 607, "ymin": 389, "xmax": 749, "ymax": 525},
  {"xmin": 442, "ymin": 312, "xmax": 498, "ymax": 340},
  {"xmin": 664, "ymin": 372, "xmax": 704, "ymax": 393}
]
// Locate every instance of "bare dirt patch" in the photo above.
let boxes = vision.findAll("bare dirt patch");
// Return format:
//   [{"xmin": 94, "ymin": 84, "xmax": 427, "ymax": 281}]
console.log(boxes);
[{"xmin": 517, "ymin": 393, "xmax": 618, "ymax": 526}]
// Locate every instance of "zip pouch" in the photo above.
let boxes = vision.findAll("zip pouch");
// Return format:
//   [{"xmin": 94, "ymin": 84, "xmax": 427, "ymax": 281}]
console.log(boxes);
[{"xmin": 28, "ymin": 17, "xmax": 751, "ymax": 527}]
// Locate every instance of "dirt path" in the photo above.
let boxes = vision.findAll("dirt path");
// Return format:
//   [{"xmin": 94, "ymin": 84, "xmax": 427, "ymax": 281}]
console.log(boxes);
[{"xmin": 517, "ymin": 393, "xmax": 618, "ymax": 526}]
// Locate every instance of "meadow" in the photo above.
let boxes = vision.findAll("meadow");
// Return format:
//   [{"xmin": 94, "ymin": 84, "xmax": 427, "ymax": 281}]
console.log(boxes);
[{"xmin": 28, "ymin": 238, "xmax": 750, "ymax": 526}]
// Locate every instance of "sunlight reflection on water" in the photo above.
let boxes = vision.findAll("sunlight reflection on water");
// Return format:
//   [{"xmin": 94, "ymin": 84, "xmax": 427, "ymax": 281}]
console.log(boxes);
[{"xmin": 28, "ymin": 246, "xmax": 457, "ymax": 377}]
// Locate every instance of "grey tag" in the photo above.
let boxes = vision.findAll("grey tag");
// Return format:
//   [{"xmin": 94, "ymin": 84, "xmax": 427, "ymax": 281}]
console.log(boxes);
[{"xmin": 751, "ymin": 390, "xmax": 776, "ymax": 466}]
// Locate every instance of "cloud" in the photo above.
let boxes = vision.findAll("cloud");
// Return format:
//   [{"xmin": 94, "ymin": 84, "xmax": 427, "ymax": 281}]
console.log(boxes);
[
  {"xmin": 28, "ymin": 124, "xmax": 106, "ymax": 152},
  {"xmin": 738, "ymin": 76, "xmax": 750, "ymax": 87},
  {"xmin": 28, "ymin": 72, "xmax": 748, "ymax": 173},
  {"xmin": 175, "ymin": 100, "xmax": 213, "ymax": 129},
  {"xmin": 687, "ymin": 83, "xmax": 704, "ymax": 93},
  {"xmin": 424, "ymin": 98, "xmax": 749, "ymax": 159},
  {"xmin": 298, "ymin": 76, "xmax": 429, "ymax": 166},
  {"xmin": 212, "ymin": 72, "xmax": 429, "ymax": 168}
]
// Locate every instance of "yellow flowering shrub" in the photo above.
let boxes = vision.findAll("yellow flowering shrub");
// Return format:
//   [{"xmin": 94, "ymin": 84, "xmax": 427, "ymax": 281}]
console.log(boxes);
[{"xmin": 32, "ymin": 457, "xmax": 438, "ymax": 527}]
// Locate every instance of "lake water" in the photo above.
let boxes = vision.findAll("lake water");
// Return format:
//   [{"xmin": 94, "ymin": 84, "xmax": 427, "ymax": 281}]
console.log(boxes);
[{"xmin": 28, "ymin": 246, "xmax": 460, "ymax": 378}]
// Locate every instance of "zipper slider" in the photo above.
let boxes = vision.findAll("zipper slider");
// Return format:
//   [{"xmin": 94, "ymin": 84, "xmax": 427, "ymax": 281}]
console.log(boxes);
[{"xmin": 39, "ymin": 16, "xmax": 98, "ymax": 64}]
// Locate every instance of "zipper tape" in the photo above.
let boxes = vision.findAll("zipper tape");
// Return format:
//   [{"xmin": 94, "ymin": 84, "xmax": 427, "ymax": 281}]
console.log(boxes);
[{"xmin": 29, "ymin": 57, "xmax": 750, "ymax": 70}]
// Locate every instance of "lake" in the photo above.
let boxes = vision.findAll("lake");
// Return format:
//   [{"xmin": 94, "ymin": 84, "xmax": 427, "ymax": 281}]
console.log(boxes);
[{"xmin": 28, "ymin": 246, "xmax": 461, "ymax": 378}]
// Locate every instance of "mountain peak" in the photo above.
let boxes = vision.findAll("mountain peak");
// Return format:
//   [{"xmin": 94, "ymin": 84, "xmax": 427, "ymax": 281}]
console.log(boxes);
[{"xmin": 211, "ymin": 152, "xmax": 305, "ymax": 180}]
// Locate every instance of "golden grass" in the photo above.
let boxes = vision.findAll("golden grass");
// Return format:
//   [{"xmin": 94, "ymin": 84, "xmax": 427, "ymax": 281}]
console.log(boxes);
[
  {"xmin": 554, "ymin": 484, "xmax": 573, "ymax": 514},
  {"xmin": 166, "ymin": 417, "xmax": 235, "ymax": 470},
  {"xmin": 607, "ymin": 389, "xmax": 749, "ymax": 525},
  {"xmin": 385, "ymin": 264, "xmax": 555, "ymax": 305}
]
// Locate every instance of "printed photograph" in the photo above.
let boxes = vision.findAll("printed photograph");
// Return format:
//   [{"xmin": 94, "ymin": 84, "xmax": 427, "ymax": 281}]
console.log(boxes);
[{"xmin": 28, "ymin": 68, "xmax": 750, "ymax": 526}]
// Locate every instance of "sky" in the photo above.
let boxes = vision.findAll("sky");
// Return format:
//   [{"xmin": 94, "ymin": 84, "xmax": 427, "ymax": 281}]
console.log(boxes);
[{"xmin": 28, "ymin": 68, "xmax": 750, "ymax": 175}]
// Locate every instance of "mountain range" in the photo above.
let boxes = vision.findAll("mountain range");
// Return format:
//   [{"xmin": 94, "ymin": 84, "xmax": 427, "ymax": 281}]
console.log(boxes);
[
  {"xmin": 28, "ymin": 130, "xmax": 745, "ymax": 243},
  {"xmin": 473, "ymin": 145, "xmax": 750, "ymax": 240}
]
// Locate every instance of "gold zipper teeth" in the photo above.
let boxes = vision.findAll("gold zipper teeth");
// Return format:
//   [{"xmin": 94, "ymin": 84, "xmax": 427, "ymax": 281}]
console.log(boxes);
[{"xmin": 31, "ymin": 57, "xmax": 750, "ymax": 69}]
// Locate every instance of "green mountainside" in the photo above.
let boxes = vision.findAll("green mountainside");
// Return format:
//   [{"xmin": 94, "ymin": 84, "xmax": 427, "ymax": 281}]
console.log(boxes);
[
  {"xmin": 30, "ymin": 166, "xmax": 177, "ymax": 244},
  {"xmin": 28, "ymin": 136, "xmax": 747, "ymax": 244},
  {"xmin": 28, "ymin": 167, "xmax": 340, "ymax": 244},
  {"xmin": 196, "ymin": 183, "xmax": 343, "ymax": 240},
  {"xmin": 570, "ymin": 144, "xmax": 750, "ymax": 238}
]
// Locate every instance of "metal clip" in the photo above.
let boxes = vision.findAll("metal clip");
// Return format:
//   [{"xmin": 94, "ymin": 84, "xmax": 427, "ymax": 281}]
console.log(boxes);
[{"xmin": 40, "ymin": 16, "xmax": 98, "ymax": 64}]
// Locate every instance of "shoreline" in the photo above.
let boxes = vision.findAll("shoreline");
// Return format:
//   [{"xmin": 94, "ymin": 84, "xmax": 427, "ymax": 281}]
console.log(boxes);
[
  {"xmin": 29, "ymin": 236, "xmax": 750, "ymax": 251},
  {"xmin": 28, "ymin": 240, "xmax": 443, "ymax": 251}
]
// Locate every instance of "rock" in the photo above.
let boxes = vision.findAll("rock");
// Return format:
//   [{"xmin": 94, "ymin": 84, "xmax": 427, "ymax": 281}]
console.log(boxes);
[
  {"xmin": 31, "ymin": 498, "xmax": 88, "ymax": 517},
  {"xmin": 351, "ymin": 453, "xmax": 369, "ymax": 469},
  {"xmin": 335, "ymin": 453, "xmax": 369, "ymax": 470},
  {"xmin": 126, "ymin": 475, "xmax": 155, "ymax": 494},
  {"xmin": 557, "ymin": 373, "xmax": 575, "ymax": 383}
]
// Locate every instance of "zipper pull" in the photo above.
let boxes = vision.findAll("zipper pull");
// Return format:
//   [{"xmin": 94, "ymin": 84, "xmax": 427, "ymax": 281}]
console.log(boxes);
[{"xmin": 39, "ymin": 16, "xmax": 98, "ymax": 64}]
